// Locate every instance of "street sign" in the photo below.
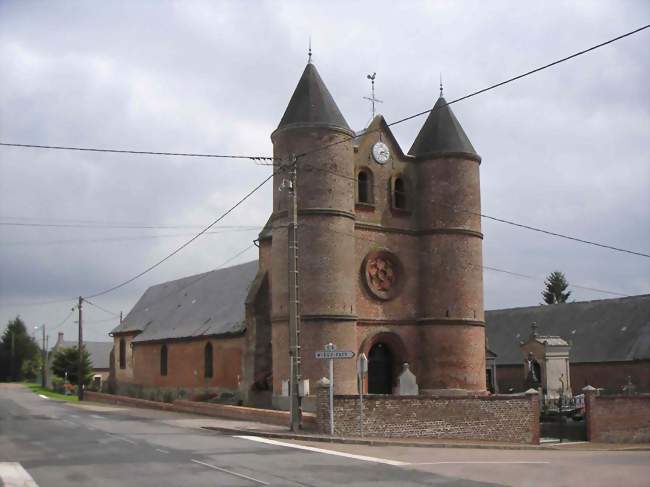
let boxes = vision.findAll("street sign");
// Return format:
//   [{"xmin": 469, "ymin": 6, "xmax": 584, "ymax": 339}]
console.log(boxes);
[{"xmin": 315, "ymin": 350, "xmax": 355, "ymax": 359}]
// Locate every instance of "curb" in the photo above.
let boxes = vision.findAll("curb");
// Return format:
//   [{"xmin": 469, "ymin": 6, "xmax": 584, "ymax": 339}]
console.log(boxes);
[{"xmin": 201, "ymin": 426, "xmax": 544, "ymax": 450}]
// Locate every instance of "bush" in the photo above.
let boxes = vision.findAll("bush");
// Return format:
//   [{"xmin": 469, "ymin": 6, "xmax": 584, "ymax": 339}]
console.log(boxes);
[
  {"xmin": 51, "ymin": 376, "xmax": 64, "ymax": 393},
  {"xmin": 162, "ymin": 390, "xmax": 174, "ymax": 403}
]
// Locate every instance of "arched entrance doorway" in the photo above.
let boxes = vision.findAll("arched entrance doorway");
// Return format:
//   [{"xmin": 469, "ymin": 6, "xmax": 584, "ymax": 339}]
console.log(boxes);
[{"xmin": 368, "ymin": 342, "xmax": 393, "ymax": 394}]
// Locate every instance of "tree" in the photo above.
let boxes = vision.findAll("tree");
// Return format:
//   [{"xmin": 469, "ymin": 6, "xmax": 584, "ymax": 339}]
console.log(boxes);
[
  {"xmin": 0, "ymin": 316, "xmax": 40, "ymax": 382},
  {"xmin": 542, "ymin": 271, "xmax": 572, "ymax": 304},
  {"xmin": 51, "ymin": 346, "xmax": 94, "ymax": 386}
]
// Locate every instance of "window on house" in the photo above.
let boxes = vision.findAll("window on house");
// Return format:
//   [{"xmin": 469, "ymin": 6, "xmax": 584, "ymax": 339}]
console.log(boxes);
[
  {"xmin": 204, "ymin": 342, "xmax": 213, "ymax": 378},
  {"xmin": 357, "ymin": 169, "xmax": 372, "ymax": 204},
  {"xmin": 393, "ymin": 176, "xmax": 407, "ymax": 210},
  {"xmin": 119, "ymin": 338, "xmax": 126, "ymax": 369},
  {"xmin": 160, "ymin": 344, "xmax": 168, "ymax": 376}
]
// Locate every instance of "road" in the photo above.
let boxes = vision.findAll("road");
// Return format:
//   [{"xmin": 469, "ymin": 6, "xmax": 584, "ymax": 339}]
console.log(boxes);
[{"xmin": 1, "ymin": 384, "xmax": 648, "ymax": 487}]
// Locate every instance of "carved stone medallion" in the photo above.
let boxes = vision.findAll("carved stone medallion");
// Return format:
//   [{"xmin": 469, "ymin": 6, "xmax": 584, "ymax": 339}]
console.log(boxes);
[{"xmin": 363, "ymin": 250, "xmax": 402, "ymax": 300}]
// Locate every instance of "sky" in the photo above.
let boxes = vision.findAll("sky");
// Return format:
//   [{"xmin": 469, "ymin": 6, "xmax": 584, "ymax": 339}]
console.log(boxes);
[{"xmin": 0, "ymin": 1, "xmax": 648, "ymax": 343}]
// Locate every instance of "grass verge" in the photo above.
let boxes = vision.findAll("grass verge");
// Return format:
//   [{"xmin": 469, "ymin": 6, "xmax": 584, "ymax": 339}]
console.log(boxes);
[{"xmin": 24, "ymin": 382, "xmax": 79, "ymax": 402}]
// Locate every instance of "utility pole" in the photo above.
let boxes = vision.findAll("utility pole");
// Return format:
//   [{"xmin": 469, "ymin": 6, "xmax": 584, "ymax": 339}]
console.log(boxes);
[
  {"xmin": 285, "ymin": 156, "xmax": 302, "ymax": 431},
  {"xmin": 41, "ymin": 324, "xmax": 46, "ymax": 388},
  {"xmin": 10, "ymin": 331, "xmax": 15, "ymax": 381},
  {"xmin": 77, "ymin": 296, "xmax": 84, "ymax": 401}
]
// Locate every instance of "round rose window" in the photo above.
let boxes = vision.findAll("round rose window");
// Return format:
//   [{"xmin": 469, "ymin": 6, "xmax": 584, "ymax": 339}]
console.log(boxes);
[{"xmin": 362, "ymin": 250, "xmax": 402, "ymax": 300}]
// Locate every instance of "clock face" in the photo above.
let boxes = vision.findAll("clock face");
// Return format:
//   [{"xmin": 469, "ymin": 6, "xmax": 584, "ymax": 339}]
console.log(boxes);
[{"xmin": 372, "ymin": 141, "xmax": 390, "ymax": 164}]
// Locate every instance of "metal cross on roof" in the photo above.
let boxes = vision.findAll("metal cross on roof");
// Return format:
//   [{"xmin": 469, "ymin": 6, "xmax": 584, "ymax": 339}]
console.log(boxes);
[{"xmin": 363, "ymin": 72, "xmax": 383, "ymax": 118}]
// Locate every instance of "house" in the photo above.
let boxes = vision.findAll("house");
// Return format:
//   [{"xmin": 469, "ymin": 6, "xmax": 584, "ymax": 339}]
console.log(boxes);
[{"xmin": 48, "ymin": 332, "xmax": 113, "ymax": 390}]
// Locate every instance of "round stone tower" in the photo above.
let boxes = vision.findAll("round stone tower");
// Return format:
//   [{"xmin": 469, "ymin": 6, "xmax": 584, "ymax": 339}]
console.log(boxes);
[
  {"xmin": 270, "ymin": 62, "xmax": 358, "ymax": 403},
  {"xmin": 409, "ymin": 95, "xmax": 486, "ymax": 394}
]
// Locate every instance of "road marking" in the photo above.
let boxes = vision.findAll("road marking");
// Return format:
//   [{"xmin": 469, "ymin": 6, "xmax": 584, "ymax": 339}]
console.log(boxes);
[
  {"xmin": 191, "ymin": 459, "xmax": 269, "ymax": 485},
  {"xmin": 106, "ymin": 433, "xmax": 136, "ymax": 445},
  {"xmin": 38, "ymin": 394, "xmax": 48, "ymax": 399},
  {"xmin": 62, "ymin": 419, "xmax": 78, "ymax": 426},
  {"xmin": 0, "ymin": 462, "xmax": 39, "ymax": 486},
  {"xmin": 234, "ymin": 435, "xmax": 407, "ymax": 466},
  {"xmin": 410, "ymin": 461, "xmax": 550, "ymax": 465},
  {"xmin": 155, "ymin": 448, "xmax": 170, "ymax": 454},
  {"xmin": 90, "ymin": 414, "xmax": 106, "ymax": 419},
  {"xmin": 552, "ymin": 441, "xmax": 588, "ymax": 446}
]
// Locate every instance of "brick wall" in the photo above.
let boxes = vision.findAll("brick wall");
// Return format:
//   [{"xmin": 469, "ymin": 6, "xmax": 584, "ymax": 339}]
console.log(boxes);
[
  {"xmin": 584, "ymin": 390, "xmax": 650, "ymax": 443},
  {"xmin": 84, "ymin": 391, "xmax": 316, "ymax": 429},
  {"xmin": 317, "ymin": 386, "xmax": 539, "ymax": 444}
]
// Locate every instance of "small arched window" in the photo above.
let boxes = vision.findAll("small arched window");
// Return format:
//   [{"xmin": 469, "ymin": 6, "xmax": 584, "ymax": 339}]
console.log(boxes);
[
  {"xmin": 393, "ymin": 176, "xmax": 407, "ymax": 210},
  {"xmin": 119, "ymin": 338, "xmax": 126, "ymax": 369},
  {"xmin": 357, "ymin": 169, "xmax": 372, "ymax": 204},
  {"xmin": 160, "ymin": 344, "xmax": 168, "ymax": 376},
  {"xmin": 204, "ymin": 342, "xmax": 213, "ymax": 378}
]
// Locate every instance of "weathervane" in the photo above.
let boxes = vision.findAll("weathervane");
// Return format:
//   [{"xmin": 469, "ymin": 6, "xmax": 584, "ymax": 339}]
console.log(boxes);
[
  {"xmin": 363, "ymin": 72, "xmax": 383, "ymax": 118},
  {"xmin": 439, "ymin": 73, "xmax": 444, "ymax": 97},
  {"xmin": 308, "ymin": 37, "xmax": 312, "ymax": 63}
]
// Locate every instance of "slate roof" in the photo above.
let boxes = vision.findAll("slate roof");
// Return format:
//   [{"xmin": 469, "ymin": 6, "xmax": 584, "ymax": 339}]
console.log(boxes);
[
  {"xmin": 273, "ymin": 62, "xmax": 353, "ymax": 136},
  {"xmin": 54, "ymin": 341, "xmax": 112, "ymax": 370},
  {"xmin": 111, "ymin": 261, "xmax": 259, "ymax": 343},
  {"xmin": 486, "ymin": 295, "xmax": 650, "ymax": 365},
  {"xmin": 408, "ymin": 96, "xmax": 478, "ymax": 158}
]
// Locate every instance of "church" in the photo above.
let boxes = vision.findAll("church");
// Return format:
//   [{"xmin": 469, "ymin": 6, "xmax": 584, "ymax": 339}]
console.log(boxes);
[{"xmin": 110, "ymin": 58, "xmax": 489, "ymax": 409}]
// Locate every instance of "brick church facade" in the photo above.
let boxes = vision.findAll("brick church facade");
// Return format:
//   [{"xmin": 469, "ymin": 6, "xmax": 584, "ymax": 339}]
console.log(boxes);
[{"xmin": 111, "ymin": 60, "xmax": 488, "ymax": 406}]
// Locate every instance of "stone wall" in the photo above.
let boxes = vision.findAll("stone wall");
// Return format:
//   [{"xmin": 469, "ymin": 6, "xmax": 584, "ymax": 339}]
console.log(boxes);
[
  {"xmin": 584, "ymin": 388, "xmax": 650, "ymax": 443},
  {"xmin": 316, "ymin": 386, "xmax": 540, "ymax": 444}
]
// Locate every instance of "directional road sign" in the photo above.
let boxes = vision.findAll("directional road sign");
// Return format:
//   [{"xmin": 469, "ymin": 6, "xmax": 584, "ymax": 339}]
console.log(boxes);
[{"xmin": 315, "ymin": 350, "xmax": 355, "ymax": 360}]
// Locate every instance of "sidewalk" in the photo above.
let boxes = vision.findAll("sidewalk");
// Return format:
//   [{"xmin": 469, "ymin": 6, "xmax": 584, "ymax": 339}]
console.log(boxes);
[{"xmin": 77, "ymin": 397, "xmax": 650, "ymax": 452}]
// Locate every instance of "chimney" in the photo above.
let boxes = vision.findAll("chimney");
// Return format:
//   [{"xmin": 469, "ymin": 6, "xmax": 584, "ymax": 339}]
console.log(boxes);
[{"xmin": 56, "ymin": 332, "xmax": 64, "ymax": 347}]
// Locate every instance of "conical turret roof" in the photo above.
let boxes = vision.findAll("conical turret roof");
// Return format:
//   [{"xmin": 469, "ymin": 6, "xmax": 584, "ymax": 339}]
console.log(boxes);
[
  {"xmin": 408, "ymin": 96, "xmax": 478, "ymax": 158},
  {"xmin": 274, "ymin": 63, "xmax": 352, "ymax": 136}
]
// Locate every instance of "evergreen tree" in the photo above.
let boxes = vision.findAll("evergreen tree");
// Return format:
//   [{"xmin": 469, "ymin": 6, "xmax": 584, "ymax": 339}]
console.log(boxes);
[
  {"xmin": 542, "ymin": 271, "xmax": 571, "ymax": 304},
  {"xmin": 51, "ymin": 346, "xmax": 94, "ymax": 386},
  {"xmin": 0, "ymin": 316, "xmax": 40, "ymax": 381}
]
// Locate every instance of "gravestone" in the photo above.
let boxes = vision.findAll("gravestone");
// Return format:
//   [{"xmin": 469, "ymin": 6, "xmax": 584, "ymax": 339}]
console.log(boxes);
[{"xmin": 397, "ymin": 363, "xmax": 419, "ymax": 395}]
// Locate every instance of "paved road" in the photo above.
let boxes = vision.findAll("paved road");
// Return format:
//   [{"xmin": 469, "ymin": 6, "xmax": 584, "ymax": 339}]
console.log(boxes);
[{"xmin": 1, "ymin": 385, "xmax": 648, "ymax": 487}]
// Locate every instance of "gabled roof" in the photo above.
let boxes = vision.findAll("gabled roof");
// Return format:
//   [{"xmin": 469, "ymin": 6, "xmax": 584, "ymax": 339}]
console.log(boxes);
[
  {"xmin": 486, "ymin": 295, "xmax": 650, "ymax": 364},
  {"xmin": 408, "ymin": 96, "xmax": 478, "ymax": 158},
  {"xmin": 273, "ymin": 63, "xmax": 353, "ymax": 137},
  {"xmin": 111, "ymin": 261, "xmax": 258, "ymax": 343},
  {"xmin": 53, "ymin": 341, "xmax": 112, "ymax": 370}
]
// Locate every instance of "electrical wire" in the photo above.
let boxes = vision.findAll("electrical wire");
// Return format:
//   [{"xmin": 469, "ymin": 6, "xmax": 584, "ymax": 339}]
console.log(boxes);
[
  {"xmin": 298, "ymin": 221, "xmax": 631, "ymax": 297},
  {"xmin": 0, "ymin": 142, "xmax": 274, "ymax": 162},
  {"xmin": 0, "ymin": 221, "xmax": 261, "ymax": 230},
  {"xmin": 82, "ymin": 169, "xmax": 278, "ymax": 299},
  {"xmin": 301, "ymin": 162, "xmax": 650, "ymax": 258},
  {"xmin": 50, "ymin": 308, "xmax": 76, "ymax": 331},
  {"xmin": 293, "ymin": 24, "xmax": 650, "ymax": 161},
  {"xmin": 83, "ymin": 298, "xmax": 120, "ymax": 318}
]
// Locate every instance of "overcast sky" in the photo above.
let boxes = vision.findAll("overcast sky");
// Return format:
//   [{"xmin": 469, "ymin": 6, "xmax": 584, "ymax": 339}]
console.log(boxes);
[{"xmin": 1, "ymin": 1, "xmax": 648, "ymax": 342}]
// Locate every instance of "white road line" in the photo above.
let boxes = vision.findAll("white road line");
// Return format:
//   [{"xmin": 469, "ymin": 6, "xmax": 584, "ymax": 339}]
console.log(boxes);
[
  {"xmin": 234, "ymin": 435, "xmax": 407, "ymax": 466},
  {"xmin": 155, "ymin": 448, "xmax": 170, "ymax": 454},
  {"xmin": 106, "ymin": 433, "xmax": 136, "ymax": 445},
  {"xmin": 0, "ymin": 462, "xmax": 39, "ymax": 487},
  {"xmin": 410, "ymin": 461, "xmax": 551, "ymax": 465},
  {"xmin": 62, "ymin": 419, "xmax": 77, "ymax": 426},
  {"xmin": 38, "ymin": 394, "xmax": 48, "ymax": 399},
  {"xmin": 190, "ymin": 459, "xmax": 269, "ymax": 486},
  {"xmin": 90, "ymin": 414, "xmax": 106, "ymax": 419}
]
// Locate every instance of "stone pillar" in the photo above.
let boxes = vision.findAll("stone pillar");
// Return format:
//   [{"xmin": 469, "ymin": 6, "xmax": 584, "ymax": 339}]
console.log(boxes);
[
  {"xmin": 525, "ymin": 388, "xmax": 541, "ymax": 445},
  {"xmin": 583, "ymin": 385, "xmax": 597, "ymax": 442},
  {"xmin": 316, "ymin": 377, "xmax": 331, "ymax": 435}
]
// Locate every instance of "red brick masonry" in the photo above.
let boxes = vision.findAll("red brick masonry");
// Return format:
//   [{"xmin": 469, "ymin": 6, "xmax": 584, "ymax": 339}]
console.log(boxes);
[
  {"xmin": 584, "ymin": 391, "xmax": 650, "ymax": 443},
  {"xmin": 85, "ymin": 391, "xmax": 316, "ymax": 429},
  {"xmin": 317, "ymin": 387, "xmax": 540, "ymax": 444}
]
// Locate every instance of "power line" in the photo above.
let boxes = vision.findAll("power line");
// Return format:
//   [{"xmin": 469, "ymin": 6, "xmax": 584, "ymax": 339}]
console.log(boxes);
[
  {"xmin": 293, "ymin": 25, "xmax": 650, "ymax": 161},
  {"xmin": 300, "ymin": 221, "xmax": 631, "ymax": 297},
  {"xmin": 83, "ymin": 170, "xmax": 277, "ymax": 299},
  {"xmin": 50, "ymin": 308, "xmax": 76, "ymax": 331},
  {"xmin": 0, "ymin": 221, "xmax": 261, "ymax": 230},
  {"xmin": 83, "ymin": 298, "xmax": 120, "ymax": 318},
  {"xmin": 0, "ymin": 142, "xmax": 274, "ymax": 162},
  {"xmin": 0, "ymin": 228, "xmax": 260, "ymax": 247},
  {"xmin": 301, "ymin": 162, "xmax": 650, "ymax": 258}
]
